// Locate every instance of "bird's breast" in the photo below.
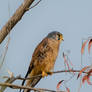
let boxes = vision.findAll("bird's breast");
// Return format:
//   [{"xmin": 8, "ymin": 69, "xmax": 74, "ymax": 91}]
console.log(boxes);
[
  {"xmin": 39, "ymin": 40, "xmax": 59, "ymax": 72},
  {"xmin": 31, "ymin": 38, "xmax": 60, "ymax": 74}
]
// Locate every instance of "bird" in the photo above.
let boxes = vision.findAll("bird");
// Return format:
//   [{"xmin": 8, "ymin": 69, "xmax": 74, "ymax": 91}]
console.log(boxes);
[{"xmin": 20, "ymin": 31, "xmax": 64, "ymax": 92}]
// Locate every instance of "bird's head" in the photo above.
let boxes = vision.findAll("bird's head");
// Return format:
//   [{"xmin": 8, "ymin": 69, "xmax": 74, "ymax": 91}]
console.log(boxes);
[{"xmin": 47, "ymin": 31, "xmax": 64, "ymax": 42}]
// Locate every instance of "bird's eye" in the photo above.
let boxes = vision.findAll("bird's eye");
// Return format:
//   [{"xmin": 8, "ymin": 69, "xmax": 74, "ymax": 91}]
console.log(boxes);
[{"xmin": 57, "ymin": 34, "xmax": 60, "ymax": 40}]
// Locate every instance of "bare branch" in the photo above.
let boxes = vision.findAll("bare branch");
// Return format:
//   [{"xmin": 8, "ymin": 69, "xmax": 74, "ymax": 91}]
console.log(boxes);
[
  {"xmin": 17, "ymin": 69, "xmax": 87, "ymax": 81},
  {"xmin": 0, "ymin": 36, "xmax": 10, "ymax": 69},
  {"xmin": 4, "ymin": 69, "xmax": 87, "ymax": 82},
  {"xmin": 0, "ymin": 82, "xmax": 64, "ymax": 92},
  {"xmin": 52, "ymin": 69, "xmax": 87, "ymax": 74},
  {"xmin": 30, "ymin": 0, "xmax": 42, "ymax": 9},
  {"xmin": 0, "ymin": 69, "xmax": 88, "ymax": 92},
  {"xmin": 0, "ymin": 0, "xmax": 35, "ymax": 44}
]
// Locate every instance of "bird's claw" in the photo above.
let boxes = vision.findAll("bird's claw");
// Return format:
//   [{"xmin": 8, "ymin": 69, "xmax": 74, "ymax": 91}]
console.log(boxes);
[{"xmin": 42, "ymin": 71, "xmax": 48, "ymax": 77}]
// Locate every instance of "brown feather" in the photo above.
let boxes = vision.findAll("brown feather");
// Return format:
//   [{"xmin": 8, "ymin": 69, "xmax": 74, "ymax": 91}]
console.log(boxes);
[{"xmin": 22, "ymin": 37, "xmax": 61, "ymax": 92}]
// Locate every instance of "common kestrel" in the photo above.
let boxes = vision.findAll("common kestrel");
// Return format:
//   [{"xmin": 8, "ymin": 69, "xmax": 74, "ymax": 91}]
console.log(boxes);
[{"xmin": 20, "ymin": 31, "xmax": 64, "ymax": 92}]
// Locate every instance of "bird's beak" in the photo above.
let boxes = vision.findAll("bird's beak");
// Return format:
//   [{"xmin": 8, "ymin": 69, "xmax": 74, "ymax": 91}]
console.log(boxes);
[{"xmin": 62, "ymin": 37, "xmax": 64, "ymax": 41}]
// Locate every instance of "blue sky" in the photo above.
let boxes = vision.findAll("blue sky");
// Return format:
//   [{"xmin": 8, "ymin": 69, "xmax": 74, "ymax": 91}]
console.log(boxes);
[{"xmin": 0, "ymin": 0, "xmax": 92, "ymax": 92}]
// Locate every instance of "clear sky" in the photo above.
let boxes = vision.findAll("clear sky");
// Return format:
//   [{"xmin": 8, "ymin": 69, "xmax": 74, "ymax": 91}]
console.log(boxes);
[{"xmin": 0, "ymin": 0, "xmax": 92, "ymax": 92}]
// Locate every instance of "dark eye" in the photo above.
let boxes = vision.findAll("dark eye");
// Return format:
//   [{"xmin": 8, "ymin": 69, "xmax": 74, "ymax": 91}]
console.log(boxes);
[{"xmin": 57, "ymin": 34, "xmax": 60, "ymax": 40}]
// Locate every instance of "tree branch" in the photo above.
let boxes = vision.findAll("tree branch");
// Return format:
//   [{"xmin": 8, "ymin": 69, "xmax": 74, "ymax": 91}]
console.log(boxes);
[
  {"xmin": 0, "ymin": 82, "xmax": 64, "ymax": 92},
  {"xmin": 30, "ymin": 0, "xmax": 42, "ymax": 9},
  {"xmin": 15, "ymin": 69, "xmax": 87, "ymax": 81},
  {"xmin": 52, "ymin": 69, "xmax": 87, "ymax": 74},
  {"xmin": 4, "ymin": 69, "xmax": 87, "ymax": 82},
  {"xmin": 0, "ymin": 69, "xmax": 87, "ymax": 92},
  {"xmin": 0, "ymin": 0, "xmax": 36, "ymax": 44}
]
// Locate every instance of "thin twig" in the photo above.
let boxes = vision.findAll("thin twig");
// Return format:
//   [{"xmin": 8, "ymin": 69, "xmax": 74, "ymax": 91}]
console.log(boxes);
[
  {"xmin": 4, "ymin": 69, "xmax": 87, "ymax": 81},
  {"xmin": 0, "ymin": 0, "xmax": 35, "ymax": 44},
  {"xmin": 0, "ymin": 82, "xmax": 64, "ymax": 92},
  {"xmin": 52, "ymin": 70, "xmax": 87, "ymax": 74},
  {"xmin": 30, "ymin": 0, "xmax": 42, "ymax": 9},
  {"xmin": 0, "ymin": 69, "xmax": 88, "ymax": 92},
  {"xmin": 0, "ymin": 35, "xmax": 10, "ymax": 69}
]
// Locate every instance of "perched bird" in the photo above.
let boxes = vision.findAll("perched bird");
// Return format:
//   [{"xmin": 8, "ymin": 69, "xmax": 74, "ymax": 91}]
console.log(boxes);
[{"xmin": 20, "ymin": 31, "xmax": 64, "ymax": 92}]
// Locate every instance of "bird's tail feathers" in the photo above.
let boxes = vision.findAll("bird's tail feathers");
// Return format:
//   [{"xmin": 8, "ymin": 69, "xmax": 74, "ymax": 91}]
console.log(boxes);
[
  {"xmin": 23, "ymin": 76, "xmax": 42, "ymax": 92},
  {"xmin": 19, "ymin": 67, "xmax": 32, "ymax": 92}
]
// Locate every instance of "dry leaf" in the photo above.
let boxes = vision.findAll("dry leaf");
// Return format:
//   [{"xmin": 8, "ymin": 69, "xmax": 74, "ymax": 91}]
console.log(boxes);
[
  {"xmin": 87, "ymin": 69, "xmax": 92, "ymax": 85},
  {"xmin": 82, "ymin": 75, "xmax": 92, "ymax": 85},
  {"xmin": 66, "ymin": 87, "xmax": 70, "ymax": 92},
  {"xmin": 82, "ymin": 69, "xmax": 92, "ymax": 85},
  {"xmin": 8, "ymin": 70, "xmax": 14, "ymax": 78},
  {"xmin": 56, "ymin": 80, "xmax": 64, "ymax": 91},
  {"xmin": 82, "ymin": 75, "xmax": 88, "ymax": 84},
  {"xmin": 88, "ymin": 39, "xmax": 92, "ymax": 54},
  {"xmin": 81, "ymin": 40, "xmax": 88, "ymax": 54},
  {"xmin": 77, "ymin": 66, "xmax": 90, "ymax": 79},
  {"xmin": 86, "ymin": 76, "xmax": 92, "ymax": 85},
  {"xmin": 63, "ymin": 53, "xmax": 70, "ymax": 70}
]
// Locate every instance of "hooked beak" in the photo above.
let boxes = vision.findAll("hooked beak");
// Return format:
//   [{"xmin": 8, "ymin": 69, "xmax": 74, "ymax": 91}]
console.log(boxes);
[{"xmin": 62, "ymin": 37, "xmax": 64, "ymax": 41}]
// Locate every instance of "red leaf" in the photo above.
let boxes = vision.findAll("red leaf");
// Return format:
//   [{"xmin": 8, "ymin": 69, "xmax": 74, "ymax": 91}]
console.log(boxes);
[
  {"xmin": 66, "ymin": 87, "xmax": 70, "ymax": 92},
  {"xmin": 86, "ymin": 76, "xmax": 92, "ymax": 85},
  {"xmin": 77, "ymin": 66, "xmax": 90, "ymax": 79},
  {"xmin": 81, "ymin": 40, "xmax": 88, "ymax": 54},
  {"xmin": 87, "ymin": 69, "xmax": 92, "ymax": 85},
  {"xmin": 68, "ymin": 59, "xmax": 75, "ymax": 75},
  {"xmin": 82, "ymin": 75, "xmax": 92, "ymax": 85},
  {"xmin": 63, "ymin": 53, "xmax": 71, "ymax": 70},
  {"xmin": 88, "ymin": 39, "xmax": 92, "ymax": 54},
  {"xmin": 56, "ymin": 80, "xmax": 64, "ymax": 91},
  {"xmin": 69, "ymin": 60, "xmax": 74, "ymax": 68},
  {"xmin": 82, "ymin": 75, "xmax": 88, "ymax": 84},
  {"xmin": 82, "ymin": 69, "xmax": 92, "ymax": 85},
  {"xmin": 88, "ymin": 69, "xmax": 92, "ymax": 76}
]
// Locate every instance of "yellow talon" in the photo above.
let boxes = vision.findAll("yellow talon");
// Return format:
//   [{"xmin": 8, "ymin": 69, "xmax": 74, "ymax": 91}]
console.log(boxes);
[{"xmin": 42, "ymin": 71, "xmax": 48, "ymax": 77}]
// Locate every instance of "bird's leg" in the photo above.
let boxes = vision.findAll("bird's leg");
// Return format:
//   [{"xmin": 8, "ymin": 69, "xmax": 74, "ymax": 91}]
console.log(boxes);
[
  {"xmin": 42, "ymin": 71, "xmax": 53, "ymax": 77},
  {"xmin": 42, "ymin": 71, "xmax": 48, "ymax": 77}
]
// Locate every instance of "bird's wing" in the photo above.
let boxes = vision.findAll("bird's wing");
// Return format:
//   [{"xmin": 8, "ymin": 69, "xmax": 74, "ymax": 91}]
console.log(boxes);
[
  {"xmin": 22, "ymin": 65, "xmax": 33, "ymax": 86},
  {"xmin": 20, "ymin": 38, "xmax": 49, "ymax": 92},
  {"xmin": 31, "ymin": 38, "xmax": 50, "ymax": 65}
]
